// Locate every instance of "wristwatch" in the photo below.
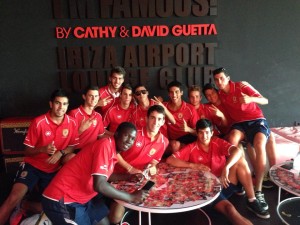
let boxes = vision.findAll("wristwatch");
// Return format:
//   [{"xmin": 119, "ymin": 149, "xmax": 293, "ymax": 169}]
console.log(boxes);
[{"xmin": 60, "ymin": 150, "xmax": 66, "ymax": 156}]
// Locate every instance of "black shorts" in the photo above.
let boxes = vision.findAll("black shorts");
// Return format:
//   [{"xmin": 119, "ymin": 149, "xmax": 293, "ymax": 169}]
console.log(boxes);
[
  {"xmin": 42, "ymin": 194, "xmax": 109, "ymax": 225},
  {"xmin": 231, "ymin": 119, "xmax": 270, "ymax": 145},
  {"xmin": 14, "ymin": 163, "xmax": 56, "ymax": 193}
]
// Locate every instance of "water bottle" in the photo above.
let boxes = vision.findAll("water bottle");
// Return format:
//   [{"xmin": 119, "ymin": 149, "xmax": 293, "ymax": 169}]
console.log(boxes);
[{"xmin": 293, "ymin": 151, "xmax": 300, "ymax": 171}]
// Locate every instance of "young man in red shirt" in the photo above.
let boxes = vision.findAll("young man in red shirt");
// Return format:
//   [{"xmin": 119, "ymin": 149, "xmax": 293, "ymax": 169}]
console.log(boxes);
[
  {"xmin": 212, "ymin": 67, "xmax": 272, "ymax": 210},
  {"xmin": 129, "ymin": 85, "xmax": 175, "ymax": 137},
  {"xmin": 188, "ymin": 84, "xmax": 229, "ymax": 137},
  {"xmin": 202, "ymin": 83, "xmax": 233, "ymax": 136},
  {"xmin": 164, "ymin": 81, "xmax": 199, "ymax": 155},
  {"xmin": 103, "ymin": 84, "xmax": 135, "ymax": 136},
  {"xmin": 203, "ymin": 82, "xmax": 277, "ymax": 189},
  {"xmin": 68, "ymin": 85, "xmax": 105, "ymax": 149},
  {"xmin": 110, "ymin": 105, "xmax": 169, "ymax": 224},
  {"xmin": 42, "ymin": 122, "xmax": 148, "ymax": 225},
  {"xmin": 167, "ymin": 119, "xmax": 270, "ymax": 223},
  {"xmin": 0, "ymin": 89, "xmax": 79, "ymax": 225},
  {"xmin": 96, "ymin": 66, "xmax": 126, "ymax": 116}
]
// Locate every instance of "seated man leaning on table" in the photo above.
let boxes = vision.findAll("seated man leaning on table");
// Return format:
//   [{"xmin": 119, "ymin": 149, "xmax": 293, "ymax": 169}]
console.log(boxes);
[
  {"xmin": 109, "ymin": 105, "xmax": 169, "ymax": 225},
  {"xmin": 41, "ymin": 122, "xmax": 149, "ymax": 225},
  {"xmin": 166, "ymin": 119, "xmax": 270, "ymax": 225}
]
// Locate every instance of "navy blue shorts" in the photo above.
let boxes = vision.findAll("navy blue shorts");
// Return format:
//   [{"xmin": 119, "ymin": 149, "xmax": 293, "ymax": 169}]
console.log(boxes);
[
  {"xmin": 212, "ymin": 183, "xmax": 241, "ymax": 206},
  {"xmin": 231, "ymin": 119, "xmax": 270, "ymax": 145},
  {"xmin": 14, "ymin": 163, "xmax": 56, "ymax": 193},
  {"xmin": 42, "ymin": 195, "xmax": 109, "ymax": 225}
]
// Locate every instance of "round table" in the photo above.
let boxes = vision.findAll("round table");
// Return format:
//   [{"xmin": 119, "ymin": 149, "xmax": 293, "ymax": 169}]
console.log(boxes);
[
  {"xmin": 113, "ymin": 163, "xmax": 221, "ymax": 225},
  {"xmin": 269, "ymin": 161, "xmax": 300, "ymax": 204}
]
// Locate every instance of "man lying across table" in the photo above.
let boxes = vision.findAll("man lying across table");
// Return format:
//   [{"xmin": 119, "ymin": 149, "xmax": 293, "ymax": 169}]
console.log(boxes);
[{"xmin": 166, "ymin": 119, "xmax": 270, "ymax": 225}]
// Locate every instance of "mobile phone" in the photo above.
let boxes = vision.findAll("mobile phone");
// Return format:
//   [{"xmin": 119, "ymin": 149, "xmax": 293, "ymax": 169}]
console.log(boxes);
[
  {"xmin": 280, "ymin": 163, "xmax": 293, "ymax": 170},
  {"xmin": 141, "ymin": 181, "xmax": 155, "ymax": 190}
]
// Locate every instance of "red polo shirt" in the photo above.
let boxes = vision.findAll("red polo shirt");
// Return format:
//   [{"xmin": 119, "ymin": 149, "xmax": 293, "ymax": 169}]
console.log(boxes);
[
  {"xmin": 114, "ymin": 127, "xmax": 169, "ymax": 173},
  {"xmin": 219, "ymin": 81, "xmax": 265, "ymax": 123},
  {"xmin": 24, "ymin": 112, "xmax": 79, "ymax": 173},
  {"xmin": 43, "ymin": 137, "xmax": 118, "ymax": 204},
  {"xmin": 173, "ymin": 136, "xmax": 232, "ymax": 177},
  {"xmin": 69, "ymin": 106, "xmax": 104, "ymax": 148}
]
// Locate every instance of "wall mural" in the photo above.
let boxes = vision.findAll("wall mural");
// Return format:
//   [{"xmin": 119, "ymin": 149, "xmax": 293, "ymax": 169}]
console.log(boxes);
[{"xmin": 52, "ymin": 0, "xmax": 218, "ymax": 93}]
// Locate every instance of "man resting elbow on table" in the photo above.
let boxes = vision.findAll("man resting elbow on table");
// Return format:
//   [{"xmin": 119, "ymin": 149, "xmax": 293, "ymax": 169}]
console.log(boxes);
[{"xmin": 166, "ymin": 119, "xmax": 270, "ymax": 225}]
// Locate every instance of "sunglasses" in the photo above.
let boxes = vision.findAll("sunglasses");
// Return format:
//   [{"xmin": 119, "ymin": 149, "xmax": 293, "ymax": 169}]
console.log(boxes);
[{"xmin": 135, "ymin": 90, "xmax": 148, "ymax": 96}]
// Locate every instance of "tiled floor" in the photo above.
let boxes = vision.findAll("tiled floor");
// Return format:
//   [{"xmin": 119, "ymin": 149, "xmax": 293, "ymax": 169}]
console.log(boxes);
[{"xmin": 0, "ymin": 171, "xmax": 294, "ymax": 225}]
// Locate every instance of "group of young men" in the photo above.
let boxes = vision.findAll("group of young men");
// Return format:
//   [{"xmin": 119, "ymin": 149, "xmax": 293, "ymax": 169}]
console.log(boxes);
[{"xmin": 0, "ymin": 66, "xmax": 275, "ymax": 225}]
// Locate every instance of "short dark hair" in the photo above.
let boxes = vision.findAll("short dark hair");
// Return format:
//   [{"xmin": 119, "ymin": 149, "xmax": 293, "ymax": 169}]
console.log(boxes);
[
  {"xmin": 196, "ymin": 119, "xmax": 213, "ymax": 132},
  {"xmin": 115, "ymin": 122, "xmax": 136, "ymax": 135},
  {"xmin": 167, "ymin": 80, "xmax": 184, "ymax": 92},
  {"xmin": 202, "ymin": 83, "xmax": 218, "ymax": 97},
  {"xmin": 133, "ymin": 84, "xmax": 147, "ymax": 93},
  {"xmin": 212, "ymin": 67, "xmax": 228, "ymax": 76},
  {"xmin": 50, "ymin": 89, "xmax": 69, "ymax": 102},
  {"xmin": 147, "ymin": 105, "xmax": 165, "ymax": 118},
  {"xmin": 121, "ymin": 83, "xmax": 132, "ymax": 93},
  {"xmin": 110, "ymin": 66, "xmax": 126, "ymax": 78},
  {"xmin": 83, "ymin": 85, "xmax": 99, "ymax": 95}
]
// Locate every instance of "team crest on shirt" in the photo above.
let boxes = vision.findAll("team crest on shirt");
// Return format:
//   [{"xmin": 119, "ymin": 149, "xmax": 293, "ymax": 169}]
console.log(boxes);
[
  {"xmin": 92, "ymin": 119, "xmax": 97, "ymax": 126},
  {"xmin": 136, "ymin": 141, "xmax": 142, "ymax": 147},
  {"xmin": 20, "ymin": 171, "xmax": 28, "ymax": 178},
  {"xmin": 178, "ymin": 113, "xmax": 183, "ymax": 119},
  {"xmin": 148, "ymin": 148, "xmax": 157, "ymax": 156},
  {"xmin": 117, "ymin": 115, "xmax": 122, "ymax": 119},
  {"xmin": 62, "ymin": 129, "xmax": 69, "ymax": 137},
  {"xmin": 45, "ymin": 131, "xmax": 51, "ymax": 137},
  {"xmin": 198, "ymin": 156, "xmax": 203, "ymax": 162}
]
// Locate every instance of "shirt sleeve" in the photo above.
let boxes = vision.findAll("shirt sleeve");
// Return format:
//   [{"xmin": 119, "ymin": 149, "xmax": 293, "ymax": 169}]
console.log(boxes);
[
  {"xmin": 23, "ymin": 119, "xmax": 39, "ymax": 148},
  {"xmin": 91, "ymin": 142, "xmax": 111, "ymax": 179},
  {"xmin": 239, "ymin": 81, "xmax": 262, "ymax": 98},
  {"xmin": 172, "ymin": 144, "xmax": 192, "ymax": 162}
]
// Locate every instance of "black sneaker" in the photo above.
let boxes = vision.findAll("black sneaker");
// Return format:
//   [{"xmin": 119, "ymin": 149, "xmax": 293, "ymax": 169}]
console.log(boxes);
[
  {"xmin": 235, "ymin": 186, "xmax": 245, "ymax": 196},
  {"xmin": 255, "ymin": 191, "xmax": 269, "ymax": 210},
  {"xmin": 262, "ymin": 175, "xmax": 274, "ymax": 189},
  {"xmin": 247, "ymin": 199, "xmax": 270, "ymax": 219}
]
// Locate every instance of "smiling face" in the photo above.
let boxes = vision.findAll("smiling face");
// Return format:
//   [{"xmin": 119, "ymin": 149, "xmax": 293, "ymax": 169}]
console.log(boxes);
[
  {"xmin": 115, "ymin": 127, "xmax": 137, "ymax": 153},
  {"xmin": 204, "ymin": 88, "xmax": 219, "ymax": 105},
  {"xmin": 168, "ymin": 86, "xmax": 183, "ymax": 104},
  {"xmin": 134, "ymin": 86, "xmax": 149, "ymax": 103},
  {"xmin": 83, "ymin": 90, "xmax": 99, "ymax": 108},
  {"xmin": 189, "ymin": 90, "xmax": 201, "ymax": 107},
  {"xmin": 109, "ymin": 73, "xmax": 124, "ymax": 91},
  {"xmin": 197, "ymin": 127, "xmax": 213, "ymax": 146},
  {"xmin": 49, "ymin": 96, "xmax": 69, "ymax": 118}
]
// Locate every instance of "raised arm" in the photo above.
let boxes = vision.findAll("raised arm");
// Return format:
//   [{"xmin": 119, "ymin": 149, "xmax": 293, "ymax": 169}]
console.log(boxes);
[{"xmin": 151, "ymin": 96, "xmax": 176, "ymax": 124}]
